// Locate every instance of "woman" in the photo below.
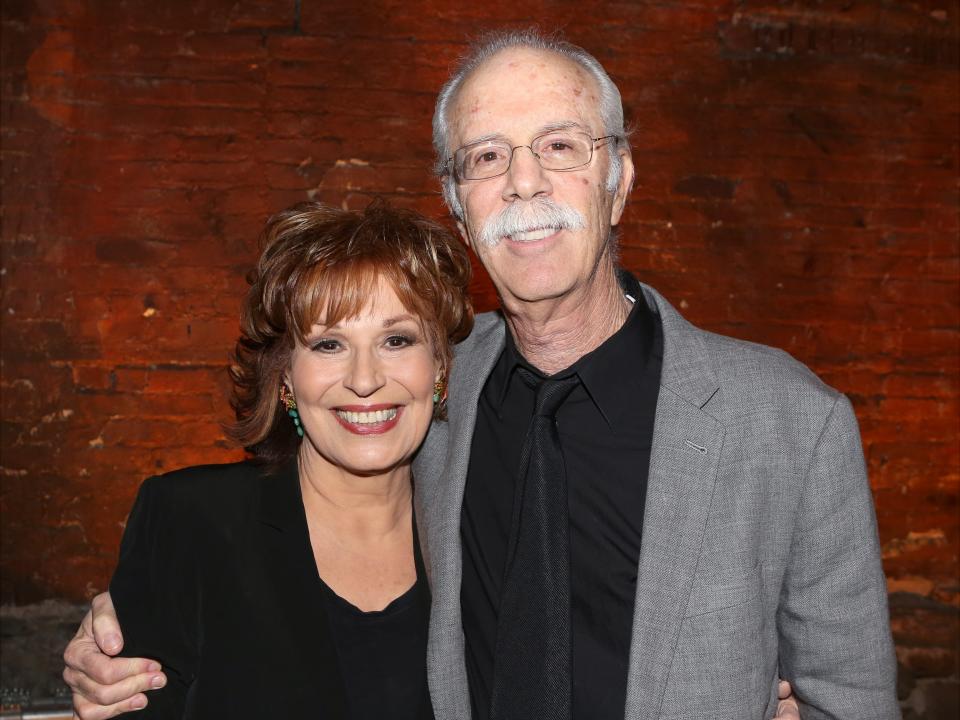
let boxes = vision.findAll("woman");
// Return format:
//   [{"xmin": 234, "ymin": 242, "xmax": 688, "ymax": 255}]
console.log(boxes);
[{"xmin": 108, "ymin": 200, "xmax": 473, "ymax": 718}]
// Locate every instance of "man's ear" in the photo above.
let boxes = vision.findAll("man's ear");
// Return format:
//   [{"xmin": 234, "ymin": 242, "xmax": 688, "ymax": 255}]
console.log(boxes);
[
  {"xmin": 610, "ymin": 150, "xmax": 635, "ymax": 227},
  {"xmin": 456, "ymin": 217, "xmax": 474, "ymax": 251}
]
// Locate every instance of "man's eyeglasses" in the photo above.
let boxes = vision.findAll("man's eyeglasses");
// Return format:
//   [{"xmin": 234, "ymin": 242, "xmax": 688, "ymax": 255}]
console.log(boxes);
[{"xmin": 449, "ymin": 131, "xmax": 618, "ymax": 182}]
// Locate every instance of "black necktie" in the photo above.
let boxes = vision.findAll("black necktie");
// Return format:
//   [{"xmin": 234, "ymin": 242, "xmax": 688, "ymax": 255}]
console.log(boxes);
[{"xmin": 490, "ymin": 369, "xmax": 580, "ymax": 720}]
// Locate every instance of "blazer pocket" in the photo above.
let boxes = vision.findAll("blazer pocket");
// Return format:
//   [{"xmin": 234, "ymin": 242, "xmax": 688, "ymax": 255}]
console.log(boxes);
[
  {"xmin": 662, "ymin": 564, "xmax": 768, "ymax": 720},
  {"xmin": 684, "ymin": 560, "xmax": 761, "ymax": 618}
]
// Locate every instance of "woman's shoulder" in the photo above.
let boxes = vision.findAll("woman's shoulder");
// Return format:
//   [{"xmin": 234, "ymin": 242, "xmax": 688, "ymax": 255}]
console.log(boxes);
[
  {"xmin": 151, "ymin": 459, "xmax": 263, "ymax": 485},
  {"xmin": 136, "ymin": 460, "xmax": 266, "ymax": 522}
]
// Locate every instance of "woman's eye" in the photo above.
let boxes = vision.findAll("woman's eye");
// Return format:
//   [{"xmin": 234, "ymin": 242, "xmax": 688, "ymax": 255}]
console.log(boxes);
[
  {"xmin": 311, "ymin": 339, "xmax": 341, "ymax": 353},
  {"xmin": 385, "ymin": 334, "xmax": 414, "ymax": 348}
]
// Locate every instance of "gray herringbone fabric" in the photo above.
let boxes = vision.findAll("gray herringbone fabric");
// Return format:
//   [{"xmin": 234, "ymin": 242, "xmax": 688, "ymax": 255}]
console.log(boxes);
[{"xmin": 412, "ymin": 283, "xmax": 899, "ymax": 720}]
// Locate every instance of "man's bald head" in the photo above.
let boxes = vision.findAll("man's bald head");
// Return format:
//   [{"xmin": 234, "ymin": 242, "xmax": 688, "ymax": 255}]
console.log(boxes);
[{"xmin": 433, "ymin": 29, "xmax": 630, "ymax": 220}]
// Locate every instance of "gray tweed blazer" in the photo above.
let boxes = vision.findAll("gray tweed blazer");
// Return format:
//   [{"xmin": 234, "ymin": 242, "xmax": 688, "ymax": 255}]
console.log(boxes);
[{"xmin": 412, "ymin": 283, "xmax": 899, "ymax": 720}]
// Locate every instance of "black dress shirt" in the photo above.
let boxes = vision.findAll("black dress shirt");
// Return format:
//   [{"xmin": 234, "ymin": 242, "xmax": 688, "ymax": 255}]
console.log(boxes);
[{"xmin": 460, "ymin": 272, "xmax": 664, "ymax": 720}]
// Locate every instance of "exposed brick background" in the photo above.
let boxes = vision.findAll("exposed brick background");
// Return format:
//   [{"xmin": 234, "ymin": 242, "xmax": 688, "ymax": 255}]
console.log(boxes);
[{"xmin": 1, "ymin": 0, "xmax": 957, "ymax": 713}]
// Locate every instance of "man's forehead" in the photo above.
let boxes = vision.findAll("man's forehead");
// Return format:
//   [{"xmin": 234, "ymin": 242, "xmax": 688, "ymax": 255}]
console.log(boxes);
[
  {"xmin": 481, "ymin": 46, "xmax": 585, "ymax": 78},
  {"xmin": 450, "ymin": 48, "xmax": 600, "ymax": 145}
]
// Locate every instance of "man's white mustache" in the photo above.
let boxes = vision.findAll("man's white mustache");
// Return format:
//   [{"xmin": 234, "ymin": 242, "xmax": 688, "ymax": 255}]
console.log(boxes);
[{"xmin": 477, "ymin": 198, "xmax": 587, "ymax": 248}]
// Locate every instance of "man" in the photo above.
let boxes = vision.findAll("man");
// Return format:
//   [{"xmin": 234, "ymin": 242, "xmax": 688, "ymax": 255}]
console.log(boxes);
[{"xmin": 64, "ymin": 31, "xmax": 898, "ymax": 719}]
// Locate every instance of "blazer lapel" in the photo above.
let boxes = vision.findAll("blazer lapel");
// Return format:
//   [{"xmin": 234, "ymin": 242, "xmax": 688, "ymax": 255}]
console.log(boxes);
[
  {"xmin": 257, "ymin": 463, "xmax": 351, "ymax": 717},
  {"xmin": 624, "ymin": 285, "xmax": 725, "ymax": 720},
  {"xmin": 415, "ymin": 312, "xmax": 506, "ymax": 720}
]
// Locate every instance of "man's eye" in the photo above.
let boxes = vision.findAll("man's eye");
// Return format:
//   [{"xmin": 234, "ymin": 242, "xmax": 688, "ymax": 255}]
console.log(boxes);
[
  {"xmin": 473, "ymin": 150, "xmax": 503, "ymax": 166},
  {"xmin": 539, "ymin": 137, "xmax": 578, "ymax": 154},
  {"xmin": 311, "ymin": 339, "xmax": 341, "ymax": 352}
]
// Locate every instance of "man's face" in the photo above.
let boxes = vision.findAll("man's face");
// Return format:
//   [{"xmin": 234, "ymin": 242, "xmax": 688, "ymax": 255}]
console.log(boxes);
[{"xmin": 448, "ymin": 48, "xmax": 633, "ymax": 310}]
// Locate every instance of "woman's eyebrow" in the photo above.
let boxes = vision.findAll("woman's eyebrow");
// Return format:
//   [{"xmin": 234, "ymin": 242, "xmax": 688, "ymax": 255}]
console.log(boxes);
[{"xmin": 382, "ymin": 314, "xmax": 418, "ymax": 328}]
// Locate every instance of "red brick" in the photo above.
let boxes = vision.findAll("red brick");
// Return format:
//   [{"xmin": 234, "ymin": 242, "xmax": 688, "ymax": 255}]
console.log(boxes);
[
  {"xmin": 71, "ymin": 365, "xmax": 116, "ymax": 392},
  {"xmin": 1, "ymin": 3, "xmax": 957, "ymax": 669}
]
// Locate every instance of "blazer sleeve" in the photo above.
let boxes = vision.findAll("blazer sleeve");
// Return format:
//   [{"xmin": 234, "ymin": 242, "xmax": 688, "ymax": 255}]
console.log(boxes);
[
  {"xmin": 111, "ymin": 475, "xmax": 200, "ymax": 718},
  {"xmin": 776, "ymin": 395, "xmax": 900, "ymax": 719}
]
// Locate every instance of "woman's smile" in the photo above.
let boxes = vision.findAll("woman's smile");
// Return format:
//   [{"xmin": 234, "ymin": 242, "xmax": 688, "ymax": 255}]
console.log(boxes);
[{"xmin": 333, "ymin": 405, "xmax": 403, "ymax": 434}]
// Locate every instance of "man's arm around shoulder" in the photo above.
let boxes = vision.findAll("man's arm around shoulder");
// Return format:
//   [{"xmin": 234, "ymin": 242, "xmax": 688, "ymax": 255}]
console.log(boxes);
[{"xmin": 63, "ymin": 591, "xmax": 166, "ymax": 719}]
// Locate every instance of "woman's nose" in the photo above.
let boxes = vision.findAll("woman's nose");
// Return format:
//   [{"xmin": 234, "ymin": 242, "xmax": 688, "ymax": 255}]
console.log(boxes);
[{"xmin": 343, "ymin": 350, "xmax": 386, "ymax": 397}]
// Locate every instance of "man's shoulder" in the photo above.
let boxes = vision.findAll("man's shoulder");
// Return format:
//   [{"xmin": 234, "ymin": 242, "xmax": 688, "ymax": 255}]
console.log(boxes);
[
  {"xmin": 455, "ymin": 311, "xmax": 503, "ymax": 349},
  {"xmin": 451, "ymin": 311, "xmax": 506, "ymax": 373},
  {"xmin": 641, "ymin": 283, "xmax": 834, "ymax": 401},
  {"xmin": 703, "ymin": 329, "xmax": 835, "ymax": 395},
  {"xmin": 688, "ymin": 325, "xmax": 847, "ymax": 437}
]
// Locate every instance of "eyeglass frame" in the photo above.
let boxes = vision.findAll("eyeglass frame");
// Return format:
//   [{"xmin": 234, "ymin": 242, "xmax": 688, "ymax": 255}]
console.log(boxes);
[{"xmin": 446, "ymin": 131, "xmax": 620, "ymax": 183}]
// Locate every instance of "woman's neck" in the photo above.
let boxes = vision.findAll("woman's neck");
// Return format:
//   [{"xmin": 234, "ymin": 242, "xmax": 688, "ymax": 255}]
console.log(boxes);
[{"xmin": 296, "ymin": 450, "xmax": 413, "ymax": 544}]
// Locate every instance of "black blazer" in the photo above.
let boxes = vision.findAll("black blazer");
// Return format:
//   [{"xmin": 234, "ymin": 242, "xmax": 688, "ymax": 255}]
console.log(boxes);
[{"xmin": 112, "ymin": 461, "xmax": 352, "ymax": 718}]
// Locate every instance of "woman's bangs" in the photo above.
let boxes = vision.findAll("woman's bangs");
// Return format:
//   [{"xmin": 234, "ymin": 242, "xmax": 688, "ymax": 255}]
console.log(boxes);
[{"xmin": 289, "ymin": 260, "xmax": 383, "ymax": 341}]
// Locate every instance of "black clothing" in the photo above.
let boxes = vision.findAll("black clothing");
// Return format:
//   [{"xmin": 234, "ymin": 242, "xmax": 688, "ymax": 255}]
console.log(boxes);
[
  {"xmin": 489, "ymin": 371, "xmax": 580, "ymax": 720},
  {"xmin": 321, "ymin": 522, "xmax": 434, "ymax": 720},
  {"xmin": 111, "ymin": 461, "xmax": 433, "ymax": 720},
  {"xmin": 461, "ymin": 272, "xmax": 664, "ymax": 720}
]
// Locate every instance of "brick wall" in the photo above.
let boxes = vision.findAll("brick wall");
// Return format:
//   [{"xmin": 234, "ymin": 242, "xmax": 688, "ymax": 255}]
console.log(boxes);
[{"xmin": 2, "ymin": 0, "xmax": 957, "ymax": 712}]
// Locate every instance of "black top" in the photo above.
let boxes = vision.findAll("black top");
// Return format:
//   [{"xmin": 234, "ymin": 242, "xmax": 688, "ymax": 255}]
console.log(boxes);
[
  {"xmin": 320, "ymin": 523, "xmax": 434, "ymax": 720},
  {"xmin": 460, "ymin": 272, "xmax": 664, "ymax": 720},
  {"xmin": 111, "ymin": 461, "xmax": 433, "ymax": 720}
]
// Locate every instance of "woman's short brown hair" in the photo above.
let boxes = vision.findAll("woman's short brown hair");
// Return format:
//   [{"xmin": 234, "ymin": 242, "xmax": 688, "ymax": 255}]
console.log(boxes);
[{"xmin": 228, "ymin": 199, "xmax": 474, "ymax": 465}]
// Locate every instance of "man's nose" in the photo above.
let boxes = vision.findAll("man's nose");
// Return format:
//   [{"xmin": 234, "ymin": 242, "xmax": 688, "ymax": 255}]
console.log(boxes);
[
  {"xmin": 502, "ymin": 145, "xmax": 553, "ymax": 202},
  {"xmin": 343, "ymin": 350, "xmax": 386, "ymax": 397}
]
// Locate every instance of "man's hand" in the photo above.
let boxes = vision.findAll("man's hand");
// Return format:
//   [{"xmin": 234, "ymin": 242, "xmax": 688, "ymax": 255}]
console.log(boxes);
[
  {"xmin": 62, "ymin": 592, "xmax": 166, "ymax": 719},
  {"xmin": 774, "ymin": 680, "xmax": 800, "ymax": 719}
]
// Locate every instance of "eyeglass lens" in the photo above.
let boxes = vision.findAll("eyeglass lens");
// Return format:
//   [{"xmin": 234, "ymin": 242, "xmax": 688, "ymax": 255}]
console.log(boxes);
[{"xmin": 456, "ymin": 131, "xmax": 596, "ymax": 180}]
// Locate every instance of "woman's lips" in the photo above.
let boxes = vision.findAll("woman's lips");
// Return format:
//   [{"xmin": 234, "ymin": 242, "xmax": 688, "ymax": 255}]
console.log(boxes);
[{"xmin": 332, "ymin": 405, "xmax": 402, "ymax": 435}]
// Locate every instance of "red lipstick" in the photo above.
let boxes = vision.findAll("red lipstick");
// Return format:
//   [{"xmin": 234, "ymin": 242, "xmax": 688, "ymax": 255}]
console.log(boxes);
[{"xmin": 331, "ymin": 405, "xmax": 402, "ymax": 435}]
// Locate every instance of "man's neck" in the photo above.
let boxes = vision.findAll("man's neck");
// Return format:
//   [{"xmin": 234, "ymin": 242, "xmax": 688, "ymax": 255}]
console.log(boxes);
[{"xmin": 503, "ymin": 265, "xmax": 632, "ymax": 375}]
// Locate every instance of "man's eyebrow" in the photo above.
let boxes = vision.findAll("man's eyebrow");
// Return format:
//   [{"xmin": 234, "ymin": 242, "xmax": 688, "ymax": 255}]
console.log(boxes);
[
  {"xmin": 538, "ymin": 120, "xmax": 587, "ymax": 134},
  {"xmin": 459, "ymin": 121, "xmax": 590, "ymax": 148},
  {"xmin": 459, "ymin": 132, "xmax": 510, "ymax": 147}
]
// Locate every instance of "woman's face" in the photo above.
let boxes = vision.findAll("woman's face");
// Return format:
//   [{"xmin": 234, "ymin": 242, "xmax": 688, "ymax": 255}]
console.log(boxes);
[{"xmin": 286, "ymin": 277, "xmax": 441, "ymax": 479}]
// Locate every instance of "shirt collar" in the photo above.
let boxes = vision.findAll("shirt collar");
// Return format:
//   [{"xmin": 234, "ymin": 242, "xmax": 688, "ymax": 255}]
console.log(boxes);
[{"xmin": 494, "ymin": 269, "xmax": 658, "ymax": 427}]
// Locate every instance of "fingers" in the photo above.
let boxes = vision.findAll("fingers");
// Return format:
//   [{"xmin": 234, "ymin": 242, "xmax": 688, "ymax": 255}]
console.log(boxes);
[
  {"xmin": 62, "ymin": 594, "xmax": 165, "ymax": 718},
  {"xmin": 778, "ymin": 680, "xmax": 792, "ymax": 700},
  {"xmin": 775, "ymin": 697, "xmax": 801, "ymax": 720},
  {"xmin": 775, "ymin": 679, "xmax": 800, "ymax": 719},
  {"xmin": 64, "ymin": 662, "xmax": 164, "ymax": 704},
  {"xmin": 71, "ymin": 691, "xmax": 148, "ymax": 720},
  {"xmin": 64, "ymin": 626, "xmax": 161, "ymax": 687},
  {"xmin": 91, "ymin": 592, "xmax": 123, "ymax": 655},
  {"xmin": 63, "ymin": 621, "xmax": 165, "ymax": 712}
]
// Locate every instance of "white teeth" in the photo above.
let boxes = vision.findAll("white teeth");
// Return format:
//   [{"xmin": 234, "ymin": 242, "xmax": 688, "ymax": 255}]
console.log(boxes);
[
  {"xmin": 509, "ymin": 227, "xmax": 558, "ymax": 243},
  {"xmin": 336, "ymin": 408, "xmax": 398, "ymax": 424}
]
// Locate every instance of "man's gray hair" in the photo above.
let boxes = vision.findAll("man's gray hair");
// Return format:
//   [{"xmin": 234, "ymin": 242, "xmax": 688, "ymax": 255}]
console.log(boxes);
[{"xmin": 432, "ymin": 29, "xmax": 630, "ymax": 221}]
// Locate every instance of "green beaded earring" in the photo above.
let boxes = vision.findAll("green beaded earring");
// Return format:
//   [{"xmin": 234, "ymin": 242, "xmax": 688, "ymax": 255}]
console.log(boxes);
[{"xmin": 280, "ymin": 384, "xmax": 304, "ymax": 438}]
